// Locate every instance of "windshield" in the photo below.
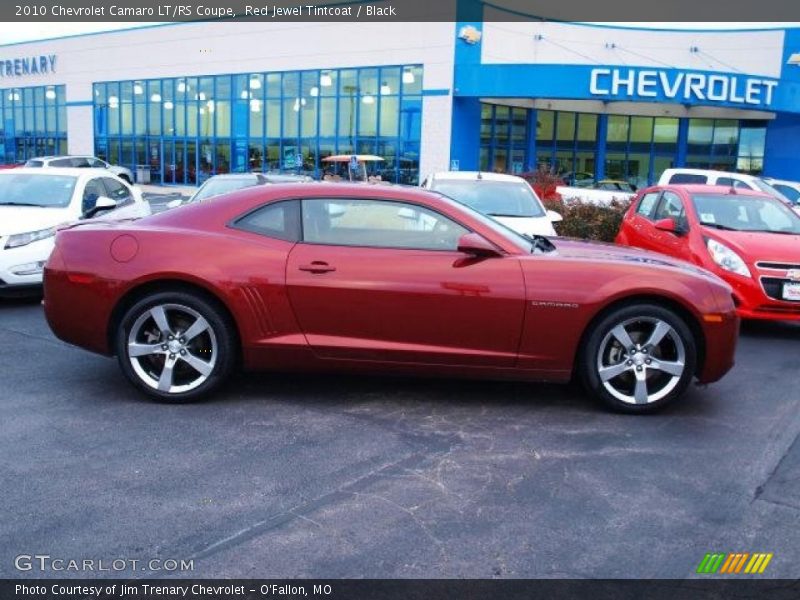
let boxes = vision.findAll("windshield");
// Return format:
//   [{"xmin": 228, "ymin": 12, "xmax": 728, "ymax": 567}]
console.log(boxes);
[
  {"xmin": 433, "ymin": 194, "xmax": 537, "ymax": 252},
  {"xmin": 692, "ymin": 193, "xmax": 800, "ymax": 234},
  {"xmin": 192, "ymin": 177, "xmax": 261, "ymax": 202},
  {"xmin": 0, "ymin": 174, "xmax": 77, "ymax": 208},
  {"xmin": 431, "ymin": 180, "xmax": 546, "ymax": 218}
]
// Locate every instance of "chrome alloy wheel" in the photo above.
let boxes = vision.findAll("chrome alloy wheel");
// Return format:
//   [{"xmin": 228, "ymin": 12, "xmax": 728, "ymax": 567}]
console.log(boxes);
[
  {"xmin": 595, "ymin": 317, "xmax": 686, "ymax": 405},
  {"xmin": 126, "ymin": 303, "xmax": 217, "ymax": 394}
]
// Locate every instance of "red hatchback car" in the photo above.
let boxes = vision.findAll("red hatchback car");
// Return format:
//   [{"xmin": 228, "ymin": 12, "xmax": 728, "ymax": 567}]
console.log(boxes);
[
  {"xmin": 44, "ymin": 183, "xmax": 738, "ymax": 413},
  {"xmin": 616, "ymin": 184, "xmax": 800, "ymax": 321}
]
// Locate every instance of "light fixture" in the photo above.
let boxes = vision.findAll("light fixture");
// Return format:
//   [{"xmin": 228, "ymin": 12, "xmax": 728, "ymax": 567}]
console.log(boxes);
[
  {"xmin": 177, "ymin": 81, "xmax": 187, "ymax": 93},
  {"xmin": 320, "ymin": 72, "xmax": 333, "ymax": 87},
  {"xmin": 293, "ymin": 99, "xmax": 300, "ymax": 112},
  {"xmin": 108, "ymin": 95, "xmax": 119, "ymax": 106},
  {"xmin": 8, "ymin": 92, "xmax": 20, "ymax": 101},
  {"xmin": 45, "ymin": 88, "xmax": 57, "ymax": 100},
  {"xmin": 150, "ymin": 93, "xmax": 162, "ymax": 102},
  {"xmin": 240, "ymin": 90, "xmax": 250, "ymax": 99},
  {"xmin": 199, "ymin": 107, "xmax": 205, "ymax": 115},
  {"xmin": 206, "ymin": 99, "xmax": 215, "ymax": 112},
  {"xmin": 362, "ymin": 94, "xmax": 375, "ymax": 104},
  {"xmin": 402, "ymin": 69, "xmax": 415, "ymax": 84},
  {"xmin": 133, "ymin": 83, "xmax": 144, "ymax": 95},
  {"xmin": 250, "ymin": 99, "xmax": 261, "ymax": 112},
  {"xmin": 249, "ymin": 77, "xmax": 262, "ymax": 89},
  {"xmin": 196, "ymin": 92, "xmax": 206, "ymax": 101},
  {"xmin": 164, "ymin": 101, "xmax": 174, "ymax": 110},
  {"xmin": 310, "ymin": 86, "xmax": 319, "ymax": 97},
  {"xmin": 380, "ymin": 82, "xmax": 391, "ymax": 95}
]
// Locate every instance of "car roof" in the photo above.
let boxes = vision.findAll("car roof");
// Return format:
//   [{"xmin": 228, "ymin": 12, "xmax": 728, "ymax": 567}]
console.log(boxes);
[
  {"xmin": 0, "ymin": 167, "xmax": 114, "ymax": 176},
  {"xmin": 203, "ymin": 173, "xmax": 261, "ymax": 180},
  {"xmin": 655, "ymin": 184, "xmax": 772, "ymax": 197},
  {"xmin": 428, "ymin": 171, "xmax": 525, "ymax": 183},
  {"xmin": 663, "ymin": 168, "xmax": 757, "ymax": 180}
]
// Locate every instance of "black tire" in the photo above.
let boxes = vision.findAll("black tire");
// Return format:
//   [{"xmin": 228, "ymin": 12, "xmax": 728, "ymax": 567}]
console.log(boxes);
[
  {"xmin": 115, "ymin": 291, "xmax": 237, "ymax": 402},
  {"xmin": 579, "ymin": 303, "xmax": 697, "ymax": 414}
]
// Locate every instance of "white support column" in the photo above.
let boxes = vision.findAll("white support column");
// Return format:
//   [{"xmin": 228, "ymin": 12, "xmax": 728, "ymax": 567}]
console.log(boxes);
[{"xmin": 65, "ymin": 81, "xmax": 94, "ymax": 156}]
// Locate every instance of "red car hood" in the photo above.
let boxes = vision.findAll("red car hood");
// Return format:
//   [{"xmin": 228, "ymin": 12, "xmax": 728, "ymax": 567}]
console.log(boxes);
[
  {"xmin": 547, "ymin": 237, "xmax": 712, "ymax": 276},
  {"xmin": 702, "ymin": 228, "xmax": 800, "ymax": 263}
]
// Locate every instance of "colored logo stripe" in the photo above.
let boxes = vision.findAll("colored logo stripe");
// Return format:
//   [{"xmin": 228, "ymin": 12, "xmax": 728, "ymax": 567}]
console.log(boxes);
[{"xmin": 697, "ymin": 553, "xmax": 773, "ymax": 574}]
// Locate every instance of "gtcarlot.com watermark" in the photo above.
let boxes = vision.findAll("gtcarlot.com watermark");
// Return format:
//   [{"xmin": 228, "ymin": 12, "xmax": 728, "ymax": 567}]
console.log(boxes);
[{"xmin": 14, "ymin": 554, "xmax": 194, "ymax": 573}]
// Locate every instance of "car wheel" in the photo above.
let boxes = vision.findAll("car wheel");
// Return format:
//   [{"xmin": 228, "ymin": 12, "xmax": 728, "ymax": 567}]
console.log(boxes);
[
  {"xmin": 580, "ymin": 304, "xmax": 697, "ymax": 414},
  {"xmin": 116, "ymin": 291, "xmax": 236, "ymax": 402}
]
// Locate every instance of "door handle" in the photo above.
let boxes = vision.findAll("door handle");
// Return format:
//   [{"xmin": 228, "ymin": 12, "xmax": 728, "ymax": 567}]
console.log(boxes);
[{"xmin": 298, "ymin": 261, "xmax": 336, "ymax": 274}]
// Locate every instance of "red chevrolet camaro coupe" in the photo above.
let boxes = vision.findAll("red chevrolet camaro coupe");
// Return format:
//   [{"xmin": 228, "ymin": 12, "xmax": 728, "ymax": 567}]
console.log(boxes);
[
  {"xmin": 44, "ymin": 183, "xmax": 738, "ymax": 413},
  {"xmin": 616, "ymin": 184, "xmax": 800, "ymax": 321}
]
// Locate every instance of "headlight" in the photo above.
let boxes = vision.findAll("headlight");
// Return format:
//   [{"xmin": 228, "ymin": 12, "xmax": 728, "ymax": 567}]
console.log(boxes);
[
  {"xmin": 4, "ymin": 227, "xmax": 56, "ymax": 250},
  {"xmin": 706, "ymin": 238, "xmax": 750, "ymax": 277}
]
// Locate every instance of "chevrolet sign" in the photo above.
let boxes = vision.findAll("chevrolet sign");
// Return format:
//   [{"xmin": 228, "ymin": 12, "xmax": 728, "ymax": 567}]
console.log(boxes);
[{"xmin": 590, "ymin": 68, "xmax": 777, "ymax": 107}]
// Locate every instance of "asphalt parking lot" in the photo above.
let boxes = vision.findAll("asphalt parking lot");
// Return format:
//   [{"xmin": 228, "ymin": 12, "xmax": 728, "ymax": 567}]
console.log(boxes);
[{"xmin": 1, "ymin": 297, "xmax": 799, "ymax": 579}]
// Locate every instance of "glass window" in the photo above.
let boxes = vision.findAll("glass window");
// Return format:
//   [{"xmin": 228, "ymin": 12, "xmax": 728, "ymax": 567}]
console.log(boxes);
[
  {"xmin": 233, "ymin": 200, "xmax": 301, "ymax": 242},
  {"xmin": 102, "ymin": 177, "xmax": 133, "ymax": 204},
  {"xmin": 301, "ymin": 198, "xmax": 468, "ymax": 250},
  {"xmin": 82, "ymin": 178, "xmax": 106, "ymax": 213},
  {"xmin": 430, "ymin": 179, "xmax": 545, "ymax": 218},
  {"xmin": 636, "ymin": 192, "xmax": 660, "ymax": 219},
  {"xmin": 653, "ymin": 191, "xmax": 686, "ymax": 224}
]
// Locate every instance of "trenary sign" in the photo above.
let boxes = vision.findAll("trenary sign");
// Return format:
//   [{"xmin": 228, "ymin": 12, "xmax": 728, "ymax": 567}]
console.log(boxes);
[
  {"xmin": 589, "ymin": 68, "xmax": 778, "ymax": 107},
  {"xmin": 0, "ymin": 55, "xmax": 57, "ymax": 79}
]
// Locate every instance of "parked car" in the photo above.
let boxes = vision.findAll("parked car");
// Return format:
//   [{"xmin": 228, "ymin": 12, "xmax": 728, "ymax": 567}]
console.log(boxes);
[
  {"xmin": 762, "ymin": 177, "xmax": 800, "ymax": 208},
  {"xmin": 560, "ymin": 171, "xmax": 594, "ymax": 187},
  {"xmin": 593, "ymin": 179, "xmax": 637, "ymax": 192},
  {"xmin": 0, "ymin": 168, "xmax": 150, "ymax": 294},
  {"xmin": 24, "ymin": 155, "xmax": 135, "ymax": 184},
  {"xmin": 164, "ymin": 172, "xmax": 313, "ymax": 210},
  {"xmin": 0, "ymin": 162, "xmax": 24, "ymax": 170},
  {"xmin": 421, "ymin": 172, "xmax": 562, "ymax": 237},
  {"xmin": 658, "ymin": 168, "xmax": 795, "ymax": 209},
  {"xmin": 44, "ymin": 183, "xmax": 738, "ymax": 413},
  {"xmin": 616, "ymin": 184, "xmax": 800, "ymax": 321}
]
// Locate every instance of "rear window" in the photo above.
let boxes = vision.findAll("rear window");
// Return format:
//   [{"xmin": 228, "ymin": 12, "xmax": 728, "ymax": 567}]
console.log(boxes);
[{"xmin": 669, "ymin": 173, "xmax": 708, "ymax": 184}]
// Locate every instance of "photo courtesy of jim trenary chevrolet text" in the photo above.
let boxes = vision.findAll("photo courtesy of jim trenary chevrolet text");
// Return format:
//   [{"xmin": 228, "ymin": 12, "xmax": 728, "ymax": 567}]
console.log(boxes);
[{"xmin": 1, "ymin": 1, "xmax": 800, "ymax": 599}]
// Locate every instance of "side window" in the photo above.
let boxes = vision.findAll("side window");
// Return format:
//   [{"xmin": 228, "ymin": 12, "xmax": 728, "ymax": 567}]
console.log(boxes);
[
  {"xmin": 653, "ymin": 191, "xmax": 687, "ymax": 227},
  {"xmin": 301, "ymin": 198, "xmax": 469, "ymax": 251},
  {"xmin": 101, "ymin": 177, "xmax": 133, "ymax": 206},
  {"xmin": 636, "ymin": 192, "xmax": 661, "ymax": 219},
  {"xmin": 669, "ymin": 173, "xmax": 707, "ymax": 184},
  {"xmin": 735, "ymin": 180, "xmax": 752, "ymax": 190},
  {"xmin": 716, "ymin": 177, "xmax": 734, "ymax": 187},
  {"xmin": 82, "ymin": 178, "xmax": 106, "ymax": 213},
  {"xmin": 71, "ymin": 157, "xmax": 92, "ymax": 168},
  {"xmin": 90, "ymin": 158, "xmax": 107, "ymax": 168},
  {"xmin": 50, "ymin": 158, "xmax": 73, "ymax": 168},
  {"xmin": 232, "ymin": 200, "xmax": 301, "ymax": 242}
]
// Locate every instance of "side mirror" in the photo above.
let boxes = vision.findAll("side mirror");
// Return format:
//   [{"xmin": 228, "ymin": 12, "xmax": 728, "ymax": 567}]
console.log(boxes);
[
  {"xmin": 654, "ymin": 217, "xmax": 687, "ymax": 235},
  {"xmin": 547, "ymin": 209, "xmax": 563, "ymax": 223},
  {"xmin": 457, "ymin": 233, "xmax": 502, "ymax": 258},
  {"xmin": 84, "ymin": 196, "xmax": 117, "ymax": 219}
]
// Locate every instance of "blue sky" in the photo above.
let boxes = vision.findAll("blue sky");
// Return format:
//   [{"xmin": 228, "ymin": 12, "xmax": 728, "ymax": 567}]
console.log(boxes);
[{"xmin": 2, "ymin": 22, "xmax": 799, "ymax": 45}]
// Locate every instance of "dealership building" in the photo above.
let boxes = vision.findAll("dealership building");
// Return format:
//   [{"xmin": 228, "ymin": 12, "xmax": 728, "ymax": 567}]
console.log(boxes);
[{"xmin": 2, "ymin": 3, "xmax": 800, "ymax": 186}]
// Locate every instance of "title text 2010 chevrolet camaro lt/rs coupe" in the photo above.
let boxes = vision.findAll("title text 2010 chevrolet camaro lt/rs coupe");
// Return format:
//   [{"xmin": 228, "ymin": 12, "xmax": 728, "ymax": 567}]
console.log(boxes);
[{"xmin": 44, "ymin": 183, "xmax": 739, "ymax": 413}]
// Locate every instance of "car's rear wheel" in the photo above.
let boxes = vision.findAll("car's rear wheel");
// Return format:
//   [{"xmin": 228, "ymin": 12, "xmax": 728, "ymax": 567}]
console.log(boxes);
[
  {"xmin": 116, "ymin": 291, "xmax": 236, "ymax": 402},
  {"xmin": 580, "ymin": 304, "xmax": 697, "ymax": 413}
]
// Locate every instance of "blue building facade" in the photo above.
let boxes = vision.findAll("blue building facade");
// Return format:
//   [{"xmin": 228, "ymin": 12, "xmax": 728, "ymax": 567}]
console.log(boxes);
[{"xmin": 449, "ymin": 8, "xmax": 800, "ymax": 185}]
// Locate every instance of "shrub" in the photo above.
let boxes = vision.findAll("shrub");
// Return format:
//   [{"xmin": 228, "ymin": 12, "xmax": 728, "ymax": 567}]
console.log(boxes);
[
  {"xmin": 544, "ymin": 197, "xmax": 631, "ymax": 243},
  {"xmin": 520, "ymin": 166, "xmax": 564, "ymax": 201}
]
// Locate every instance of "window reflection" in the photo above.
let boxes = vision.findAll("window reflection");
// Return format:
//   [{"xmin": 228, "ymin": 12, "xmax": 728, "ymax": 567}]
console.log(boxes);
[{"xmin": 91, "ymin": 65, "xmax": 422, "ymax": 185}]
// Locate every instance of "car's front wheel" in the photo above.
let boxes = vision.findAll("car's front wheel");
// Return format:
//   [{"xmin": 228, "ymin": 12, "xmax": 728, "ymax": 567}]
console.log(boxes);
[
  {"xmin": 115, "ymin": 291, "xmax": 236, "ymax": 402},
  {"xmin": 580, "ymin": 303, "xmax": 697, "ymax": 413}
]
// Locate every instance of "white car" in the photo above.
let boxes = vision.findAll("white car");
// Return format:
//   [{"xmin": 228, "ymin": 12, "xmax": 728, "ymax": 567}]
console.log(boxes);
[
  {"xmin": 24, "ymin": 155, "xmax": 135, "ymax": 184},
  {"xmin": 421, "ymin": 171, "xmax": 562, "ymax": 237},
  {"xmin": 0, "ymin": 168, "xmax": 150, "ymax": 294},
  {"xmin": 762, "ymin": 177, "xmax": 800, "ymax": 208}
]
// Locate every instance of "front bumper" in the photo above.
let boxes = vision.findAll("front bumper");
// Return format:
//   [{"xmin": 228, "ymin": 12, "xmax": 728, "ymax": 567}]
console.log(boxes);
[
  {"xmin": 0, "ymin": 237, "xmax": 54, "ymax": 288},
  {"xmin": 724, "ymin": 269, "xmax": 800, "ymax": 321}
]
